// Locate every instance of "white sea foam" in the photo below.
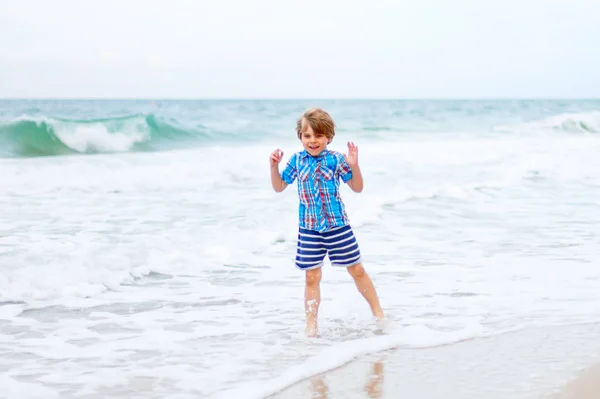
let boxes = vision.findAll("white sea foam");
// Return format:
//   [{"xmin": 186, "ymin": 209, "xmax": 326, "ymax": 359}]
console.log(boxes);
[
  {"xmin": 212, "ymin": 324, "xmax": 488, "ymax": 399},
  {"xmin": 494, "ymin": 110, "xmax": 600, "ymax": 134},
  {"xmin": 54, "ymin": 120, "xmax": 149, "ymax": 153}
]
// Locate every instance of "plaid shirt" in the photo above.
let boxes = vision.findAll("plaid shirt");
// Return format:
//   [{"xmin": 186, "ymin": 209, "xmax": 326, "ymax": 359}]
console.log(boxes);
[{"xmin": 281, "ymin": 149, "xmax": 353, "ymax": 232}]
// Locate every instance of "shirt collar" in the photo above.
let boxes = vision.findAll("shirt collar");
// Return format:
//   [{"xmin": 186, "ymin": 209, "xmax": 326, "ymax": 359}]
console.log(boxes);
[{"xmin": 300, "ymin": 148, "xmax": 329, "ymax": 160}]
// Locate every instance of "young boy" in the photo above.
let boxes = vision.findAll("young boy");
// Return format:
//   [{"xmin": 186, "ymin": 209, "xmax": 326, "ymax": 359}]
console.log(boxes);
[{"xmin": 269, "ymin": 107, "xmax": 385, "ymax": 337}]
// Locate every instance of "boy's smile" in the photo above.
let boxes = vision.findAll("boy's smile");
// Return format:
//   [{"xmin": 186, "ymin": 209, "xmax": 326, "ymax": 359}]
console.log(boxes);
[{"xmin": 300, "ymin": 120, "xmax": 330, "ymax": 156}]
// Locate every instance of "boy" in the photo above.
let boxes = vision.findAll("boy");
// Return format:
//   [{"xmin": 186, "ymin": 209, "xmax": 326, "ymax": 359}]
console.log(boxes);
[{"xmin": 269, "ymin": 107, "xmax": 385, "ymax": 337}]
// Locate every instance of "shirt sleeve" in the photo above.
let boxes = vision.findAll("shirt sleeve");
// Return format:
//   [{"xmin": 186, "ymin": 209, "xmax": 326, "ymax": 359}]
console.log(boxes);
[
  {"xmin": 338, "ymin": 153, "xmax": 353, "ymax": 183},
  {"xmin": 281, "ymin": 153, "xmax": 298, "ymax": 184}
]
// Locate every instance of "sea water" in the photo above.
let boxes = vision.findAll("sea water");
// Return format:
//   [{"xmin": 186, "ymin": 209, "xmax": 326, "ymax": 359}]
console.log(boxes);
[{"xmin": 1, "ymin": 99, "xmax": 599, "ymax": 398}]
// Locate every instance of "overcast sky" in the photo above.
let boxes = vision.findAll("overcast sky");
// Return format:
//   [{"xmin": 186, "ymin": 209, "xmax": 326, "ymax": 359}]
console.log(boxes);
[{"xmin": 1, "ymin": 0, "xmax": 598, "ymax": 98}]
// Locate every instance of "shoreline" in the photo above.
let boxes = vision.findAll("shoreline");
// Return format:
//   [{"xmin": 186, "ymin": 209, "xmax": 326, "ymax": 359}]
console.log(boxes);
[
  {"xmin": 548, "ymin": 363, "xmax": 600, "ymax": 399},
  {"xmin": 268, "ymin": 322, "xmax": 600, "ymax": 399}
]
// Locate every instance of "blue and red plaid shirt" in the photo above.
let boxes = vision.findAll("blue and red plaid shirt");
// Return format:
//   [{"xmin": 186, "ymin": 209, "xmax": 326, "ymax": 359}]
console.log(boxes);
[{"xmin": 281, "ymin": 148, "xmax": 354, "ymax": 232}]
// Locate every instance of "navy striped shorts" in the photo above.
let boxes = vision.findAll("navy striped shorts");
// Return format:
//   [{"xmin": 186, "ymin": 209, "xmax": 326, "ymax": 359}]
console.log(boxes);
[{"xmin": 295, "ymin": 224, "xmax": 362, "ymax": 270}]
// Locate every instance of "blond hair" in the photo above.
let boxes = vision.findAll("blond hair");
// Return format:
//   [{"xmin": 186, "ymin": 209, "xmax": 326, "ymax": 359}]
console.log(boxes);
[{"xmin": 296, "ymin": 108, "xmax": 336, "ymax": 142}]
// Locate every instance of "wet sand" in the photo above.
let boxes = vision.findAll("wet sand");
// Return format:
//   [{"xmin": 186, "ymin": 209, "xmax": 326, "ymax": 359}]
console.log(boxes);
[
  {"xmin": 269, "ymin": 323, "xmax": 600, "ymax": 399},
  {"xmin": 549, "ymin": 363, "xmax": 600, "ymax": 399}
]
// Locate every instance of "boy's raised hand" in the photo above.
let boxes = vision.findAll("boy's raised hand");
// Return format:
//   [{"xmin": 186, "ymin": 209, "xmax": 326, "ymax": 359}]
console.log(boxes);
[
  {"xmin": 270, "ymin": 149, "xmax": 284, "ymax": 167},
  {"xmin": 344, "ymin": 141, "xmax": 359, "ymax": 167}
]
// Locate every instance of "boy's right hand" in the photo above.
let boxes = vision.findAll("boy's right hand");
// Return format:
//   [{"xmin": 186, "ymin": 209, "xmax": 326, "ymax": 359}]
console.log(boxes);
[{"xmin": 270, "ymin": 149, "xmax": 284, "ymax": 167}]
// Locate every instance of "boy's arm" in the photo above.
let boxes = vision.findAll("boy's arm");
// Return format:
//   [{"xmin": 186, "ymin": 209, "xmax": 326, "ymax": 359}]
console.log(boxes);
[
  {"xmin": 270, "ymin": 150, "xmax": 295, "ymax": 192},
  {"xmin": 271, "ymin": 165, "xmax": 288, "ymax": 192},
  {"xmin": 341, "ymin": 143, "xmax": 363, "ymax": 193},
  {"xmin": 346, "ymin": 164, "xmax": 363, "ymax": 193}
]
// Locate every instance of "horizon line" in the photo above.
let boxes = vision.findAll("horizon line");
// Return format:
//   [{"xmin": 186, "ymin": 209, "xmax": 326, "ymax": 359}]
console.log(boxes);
[{"xmin": 1, "ymin": 96, "xmax": 600, "ymax": 101}]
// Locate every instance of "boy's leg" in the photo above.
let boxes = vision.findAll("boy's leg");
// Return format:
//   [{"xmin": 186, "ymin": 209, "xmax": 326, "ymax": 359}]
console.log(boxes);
[
  {"xmin": 295, "ymin": 227, "xmax": 327, "ymax": 337},
  {"xmin": 324, "ymin": 225, "xmax": 385, "ymax": 320},
  {"xmin": 305, "ymin": 267, "xmax": 322, "ymax": 337},
  {"xmin": 347, "ymin": 263, "xmax": 385, "ymax": 320}
]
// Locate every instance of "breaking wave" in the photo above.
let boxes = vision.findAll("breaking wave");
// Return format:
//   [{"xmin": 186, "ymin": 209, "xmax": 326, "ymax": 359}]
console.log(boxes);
[
  {"xmin": 494, "ymin": 111, "xmax": 600, "ymax": 134},
  {"xmin": 0, "ymin": 113, "xmax": 210, "ymax": 157}
]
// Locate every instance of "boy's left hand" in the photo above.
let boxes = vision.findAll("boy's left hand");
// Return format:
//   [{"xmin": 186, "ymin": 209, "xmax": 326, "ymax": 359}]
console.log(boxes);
[{"xmin": 344, "ymin": 141, "xmax": 359, "ymax": 167}]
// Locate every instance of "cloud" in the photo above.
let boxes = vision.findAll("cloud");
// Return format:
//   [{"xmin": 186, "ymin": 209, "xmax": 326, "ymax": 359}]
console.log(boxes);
[{"xmin": 1, "ymin": 0, "xmax": 599, "ymax": 98}]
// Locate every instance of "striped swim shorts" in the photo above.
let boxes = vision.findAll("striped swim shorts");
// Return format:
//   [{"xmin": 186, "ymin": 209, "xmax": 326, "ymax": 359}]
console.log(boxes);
[{"xmin": 295, "ymin": 224, "xmax": 362, "ymax": 270}]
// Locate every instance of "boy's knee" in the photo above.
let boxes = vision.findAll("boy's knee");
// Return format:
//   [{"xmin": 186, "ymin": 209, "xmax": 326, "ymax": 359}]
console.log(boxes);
[
  {"xmin": 305, "ymin": 268, "xmax": 322, "ymax": 285},
  {"xmin": 347, "ymin": 263, "xmax": 366, "ymax": 279}
]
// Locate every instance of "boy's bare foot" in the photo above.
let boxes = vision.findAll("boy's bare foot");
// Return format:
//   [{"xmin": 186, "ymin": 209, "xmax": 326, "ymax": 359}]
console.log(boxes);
[
  {"xmin": 375, "ymin": 317, "xmax": 390, "ymax": 327},
  {"xmin": 306, "ymin": 326, "xmax": 319, "ymax": 338},
  {"xmin": 306, "ymin": 316, "xmax": 319, "ymax": 337}
]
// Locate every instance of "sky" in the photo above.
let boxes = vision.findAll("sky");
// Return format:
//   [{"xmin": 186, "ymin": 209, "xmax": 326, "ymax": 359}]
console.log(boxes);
[{"xmin": 0, "ymin": 0, "xmax": 599, "ymax": 98}]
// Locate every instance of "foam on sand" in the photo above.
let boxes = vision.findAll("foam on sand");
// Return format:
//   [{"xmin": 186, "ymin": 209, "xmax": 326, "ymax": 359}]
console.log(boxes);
[
  {"xmin": 212, "ymin": 323, "xmax": 489, "ymax": 399},
  {"xmin": 268, "ymin": 323, "xmax": 600, "ymax": 399},
  {"xmin": 549, "ymin": 364, "xmax": 600, "ymax": 399}
]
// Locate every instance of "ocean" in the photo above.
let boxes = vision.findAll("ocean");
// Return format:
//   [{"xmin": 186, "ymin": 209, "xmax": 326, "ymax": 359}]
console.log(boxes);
[{"xmin": 1, "ymin": 99, "xmax": 599, "ymax": 398}]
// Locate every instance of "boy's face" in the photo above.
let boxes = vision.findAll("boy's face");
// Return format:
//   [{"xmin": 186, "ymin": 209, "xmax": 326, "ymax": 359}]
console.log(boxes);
[{"xmin": 300, "ymin": 119, "xmax": 330, "ymax": 157}]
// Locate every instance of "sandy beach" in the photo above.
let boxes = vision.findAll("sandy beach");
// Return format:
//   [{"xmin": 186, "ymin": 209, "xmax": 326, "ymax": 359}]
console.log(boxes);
[
  {"xmin": 549, "ymin": 364, "xmax": 600, "ymax": 399},
  {"xmin": 269, "ymin": 323, "xmax": 600, "ymax": 399}
]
